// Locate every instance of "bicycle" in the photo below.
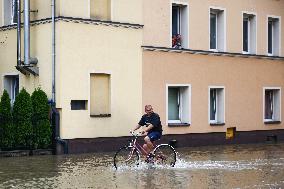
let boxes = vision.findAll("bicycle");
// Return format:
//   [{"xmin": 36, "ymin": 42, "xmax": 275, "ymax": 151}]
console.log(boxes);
[{"xmin": 113, "ymin": 131, "xmax": 177, "ymax": 169}]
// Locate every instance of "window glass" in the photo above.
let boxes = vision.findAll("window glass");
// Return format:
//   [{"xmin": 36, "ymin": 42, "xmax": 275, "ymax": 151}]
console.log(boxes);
[
  {"xmin": 71, "ymin": 100, "xmax": 87, "ymax": 110},
  {"xmin": 268, "ymin": 20, "xmax": 273, "ymax": 54},
  {"xmin": 243, "ymin": 18, "xmax": 249, "ymax": 52},
  {"xmin": 210, "ymin": 89, "xmax": 217, "ymax": 121},
  {"xmin": 265, "ymin": 90, "xmax": 273, "ymax": 119},
  {"xmin": 4, "ymin": 75, "xmax": 19, "ymax": 104},
  {"xmin": 172, "ymin": 6, "xmax": 180, "ymax": 36},
  {"xmin": 210, "ymin": 13, "xmax": 217, "ymax": 49},
  {"xmin": 168, "ymin": 88, "xmax": 180, "ymax": 120}
]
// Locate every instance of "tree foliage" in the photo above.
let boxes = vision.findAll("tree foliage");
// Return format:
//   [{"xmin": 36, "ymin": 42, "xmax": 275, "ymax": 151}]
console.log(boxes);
[
  {"xmin": 0, "ymin": 90, "xmax": 13, "ymax": 149},
  {"xmin": 12, "ymin": 88, "xmax": 33, "ymax": 149},
  {"xmin": 31, "ymin": 88, "xmax": 51, "ymax": 149}
]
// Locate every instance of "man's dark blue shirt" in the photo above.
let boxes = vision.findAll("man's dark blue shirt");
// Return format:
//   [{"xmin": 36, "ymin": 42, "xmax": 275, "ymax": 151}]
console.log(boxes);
[{"xmin": 138, "ymin": 113, "xmax": 162, "ymax": 133}]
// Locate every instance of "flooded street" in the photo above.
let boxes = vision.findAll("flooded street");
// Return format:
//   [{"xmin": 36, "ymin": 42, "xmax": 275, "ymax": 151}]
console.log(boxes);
[{"xmin": 0, "ymin": 143, "xmax": 284, "ymax": 189}]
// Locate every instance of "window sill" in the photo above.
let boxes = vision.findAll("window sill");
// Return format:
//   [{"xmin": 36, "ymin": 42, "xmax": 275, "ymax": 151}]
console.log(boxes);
[
  {"xmin": 168, "ymin": 123, "xmax": 190, "ymax": 127},
  {"xmin": 264, "ymin": 121, "xmax": 281, "ymax": 124},
  {"xmin": 210, "ymin": 122, "xmax": 225, "ymax": 126},
  {"xmin": 90, "ymin": 114, "xmax": 111, "ymax": 118}
]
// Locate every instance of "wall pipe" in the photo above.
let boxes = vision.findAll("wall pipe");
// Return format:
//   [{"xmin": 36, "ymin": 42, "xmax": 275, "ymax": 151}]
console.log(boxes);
[
  {"xmin": 51, "ymin": 0, "xmax": 56, "ymax": 105},
  {"xmin": 51, "ymin": 0, "xmax": 68, "ymax": 154},
  {"xmin": 24, "ymin": 0, "xmax": 30, "ymax": 65},
  {"xmin": 17, "ymin": 0, "xmax": 21, "ymax": 66}
]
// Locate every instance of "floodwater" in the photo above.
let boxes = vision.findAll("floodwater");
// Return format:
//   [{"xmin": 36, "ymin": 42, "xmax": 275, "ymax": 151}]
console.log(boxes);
[{"xmin": 0, "ymin": 143, "xmax": 284, "ymax": 189}]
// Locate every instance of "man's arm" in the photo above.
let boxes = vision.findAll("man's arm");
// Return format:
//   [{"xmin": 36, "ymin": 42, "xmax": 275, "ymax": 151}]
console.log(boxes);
[{"xmin": 133, "ymin": 124, "xmax": 142, "ymax": 131}]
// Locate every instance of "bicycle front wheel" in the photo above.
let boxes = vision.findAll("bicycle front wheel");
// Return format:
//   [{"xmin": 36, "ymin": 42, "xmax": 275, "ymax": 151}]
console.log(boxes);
[
  {"xmin": 113, "ymin": 146, "xmax": 140, "ymax": 169},
  {"xmin": 153, "ymin": 144, "xmax": 177, "ymax": 167}
]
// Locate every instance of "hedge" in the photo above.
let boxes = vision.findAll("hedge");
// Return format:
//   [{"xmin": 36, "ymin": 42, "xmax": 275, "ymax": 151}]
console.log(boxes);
[{"xmin": 0, "ymin": 90, "xmax": 13, "ymax": 149}]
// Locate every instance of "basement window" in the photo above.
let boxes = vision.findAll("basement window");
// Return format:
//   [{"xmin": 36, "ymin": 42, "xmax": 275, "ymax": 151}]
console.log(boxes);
[{"xmin": 71, "ymin": 100, "xmax": 87, "ymax": 110}]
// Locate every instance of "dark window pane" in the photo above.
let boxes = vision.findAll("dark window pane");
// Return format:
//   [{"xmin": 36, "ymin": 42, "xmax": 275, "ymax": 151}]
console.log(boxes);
[
  {"xmin": 210, "ymin": 13, "xmax": 217, "ymax": 49},
  {"xmin": 168, "ymin": 88, "xmax": 180, "ymax": 120},
  {"xmin": 172, "ymin": 6, "xmax": 180, "ymax": 36},
  {"xmin": 243, "ymin": 19, "xmax": 248, "ymax": 52},
  {"xmin": 71, "ymin": 100, "xmax": 87, "ymax": 110},
  {"xmin": 210, "ymin": 89, "xmax": 216, "ymax": 120},
  {"xmin": 265, "ymin": 90, "xmax": 273, "ymax": 119},
  {"xmin": 12, "ymin": 0, "xmax": 18, "ymax": 23},
  {"xmin": 268, "ymin": 20, "xmax": 273, "ymax": 54}
]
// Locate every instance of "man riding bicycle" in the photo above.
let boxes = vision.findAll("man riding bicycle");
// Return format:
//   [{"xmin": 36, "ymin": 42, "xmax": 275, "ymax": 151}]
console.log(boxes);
[{"xmin": 133, "ymin": 105, "xmax": 163, "ymax": 156}]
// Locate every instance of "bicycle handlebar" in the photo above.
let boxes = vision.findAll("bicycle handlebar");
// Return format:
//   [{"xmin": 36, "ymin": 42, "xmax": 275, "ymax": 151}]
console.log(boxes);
[{"xmin": 129, "ymin": 130, "xmax": 142, "ymax": 137}]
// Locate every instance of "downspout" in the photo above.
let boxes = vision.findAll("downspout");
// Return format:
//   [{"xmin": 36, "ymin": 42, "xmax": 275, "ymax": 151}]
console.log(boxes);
[
  {"xmin": 17, "ymin": 0, "xmax": 21, "ymax": 66},
  {"xmin": 24, "ymin": 0, "xmax": 37, "ymax": 65},
  {"xmin": 51, "ymin": 0, "xmax": 68, "ymax": 154},
  {"xmin": 24, "ymin": 0, "xmax": 30, "ymax": 65},
  {"xmin": 51, "ymin": 0, "xmax": 56, "ymax": 105},
  {"xmin": 52, "ymin": 107, "xmax": 68, "ymax": 154}
]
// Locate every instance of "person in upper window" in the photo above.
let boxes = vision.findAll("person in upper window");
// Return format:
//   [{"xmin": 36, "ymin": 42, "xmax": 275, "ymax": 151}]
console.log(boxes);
[{"xmin": 133, "ymin": 105, "xmax": 163, "ymax": 155}]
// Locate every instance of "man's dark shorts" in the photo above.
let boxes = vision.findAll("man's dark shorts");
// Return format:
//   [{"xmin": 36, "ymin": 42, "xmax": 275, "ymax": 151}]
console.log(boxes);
[{"xmin": 148, "ymin": 131, "xmax": 162, "ymax": 142}]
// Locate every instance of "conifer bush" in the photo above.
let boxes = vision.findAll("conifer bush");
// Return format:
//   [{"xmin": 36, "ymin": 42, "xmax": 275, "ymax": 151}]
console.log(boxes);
[
  {"xmin": 31, "ymin": 88, "xmax": 51, "ymax": 149},
  {"xmin": 12, "ymin": 88, "xmax": 33, "ymax": 149},
  {"xmin": 0, "ymin": 90, "xmax": 13, "ymax": 149}
]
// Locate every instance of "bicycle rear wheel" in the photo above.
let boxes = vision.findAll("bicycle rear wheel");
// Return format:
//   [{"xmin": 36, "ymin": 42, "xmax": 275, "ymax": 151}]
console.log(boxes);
[
  {"xmin": 113, "ymin": 146, "xmax": 140, "ymax": 169},
  {"xmin": 153, "ymin": 144, "xmax": 176, "ymax": 167}
]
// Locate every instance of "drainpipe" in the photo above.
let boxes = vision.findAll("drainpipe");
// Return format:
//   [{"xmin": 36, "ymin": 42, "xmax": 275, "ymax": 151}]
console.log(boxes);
[
  {"xmin": 17, "ymin": 0, "xmax": 21, "ymax": 66},
  {"xmin": 24, "ymin": 0, "xmax": 30, "ymax": 65},
  {"xmin": 23, "ymin": 0, "xmax": 37, "ymax": 65},
  {"xmin": 51, "ymin": 0, "xmax": 56, "ymax": 105},
  {"xmin": 51, "ymin": 107, "xmax": 68, "ymax": 154},
  {"xmin": 51, "ymin": 0, "xmax": 68, "ymax": 154}
]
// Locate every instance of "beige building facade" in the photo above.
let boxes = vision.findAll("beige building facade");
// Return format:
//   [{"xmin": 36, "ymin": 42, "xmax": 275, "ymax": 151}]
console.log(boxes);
[
  {"xmin": 0, "ymin": 0, "xmax": 283, "ymax": 153},
  {"xmin": 142, "ymin": 0, "xmax": 284, "ymax": 147}
]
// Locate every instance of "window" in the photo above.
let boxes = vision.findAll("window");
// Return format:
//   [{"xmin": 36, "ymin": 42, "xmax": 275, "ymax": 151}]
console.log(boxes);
[
  {"xmin": 264, "ymin": 88, "xmax": 281, "ymax": 122},
  {"xmin": 210, "ymin": 8, "xmax": 226, "ymax": 51},
  {"xmin": 71, "ymin": 100, "xmax": 87, "ymax": 110},
  {"xmin": 171, "ymin": 3, "xmax": 188, "ymax": 49},
  {"xmin": 90, "ymin": 0, "xmax": 111, "ymax": 21},
  {"xmin": 167, "ymin": 85, "xmax": 191, "ymax": 125},
  {"xmin": 3, "ymin": 0, "xmax": 17, "ymax": 26},
  {"xmin": 268, "ymin": 16, "xmax": 280, "ymax": 56},
  {"xmin": 4, "ymin": 75, "xmax": 19, "ymax": 104},
  {"xmin": 243, "ymin": 13, "xmax": 256, "ymax": 54},
  {"xmin": 209, "ymin": 87, "xmax": 225, "ymax": 125},
  {"xmin": 90, "ymin": 73, "xmax": 111, "ymax": 117}
]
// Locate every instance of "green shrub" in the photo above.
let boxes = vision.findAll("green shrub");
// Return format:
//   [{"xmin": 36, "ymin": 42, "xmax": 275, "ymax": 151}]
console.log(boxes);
[
  {"xmin": 31, "ymin": 88, "xmax": 51, "ymax": 149},
  {"xmin": 12, "ymin": 88, "xmax": 33, "ymax": 149},
  {"xmin": 0, "ymin": 90, "xmax": 13, "ymax": 149}
]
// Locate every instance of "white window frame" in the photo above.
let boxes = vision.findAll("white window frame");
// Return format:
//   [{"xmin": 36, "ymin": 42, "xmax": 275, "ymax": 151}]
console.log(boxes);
[
  {"xmin": 242, "ymin": 11, "xmax": 257, "ymax": 54},
  {"xmin": 170, "ymin": 0, "xmax": 189, "ymax": 49},
  {"xmin": 208, "ymin": 86, "xmax": 225, "ymax": 124},
  {"xmin": 166, "ymin": 84, "xmax": 191, "ymax": 125},
  {"xmin": 209, "ymin": 6, "xmax": 226, "ymax": 52},
  {"xmin": 2, "ymin": 73, "xmax": 19, "ymax": 104},
  {"xmin": 267, "ymin": 15, "xmax": 281, "ymax": 56},
  {"xmin": 263, "ymin": 87, "xmax": 281, "ymax": 122},
  {"xmin": 2, "ymin": 0, "xmax": 17, "ymax": 26}
]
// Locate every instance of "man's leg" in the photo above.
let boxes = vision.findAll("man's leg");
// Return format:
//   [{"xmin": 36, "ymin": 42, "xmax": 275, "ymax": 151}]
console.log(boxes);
[{"xmin": 143, "ymin": 136, "xmax": 154, "ymax": 154}]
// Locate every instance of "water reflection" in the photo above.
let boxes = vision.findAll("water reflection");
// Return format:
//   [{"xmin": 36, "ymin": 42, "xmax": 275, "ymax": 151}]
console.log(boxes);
[{"xmin": 0, "ymin": 143, "xmax": 283, "ymax": 188}]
